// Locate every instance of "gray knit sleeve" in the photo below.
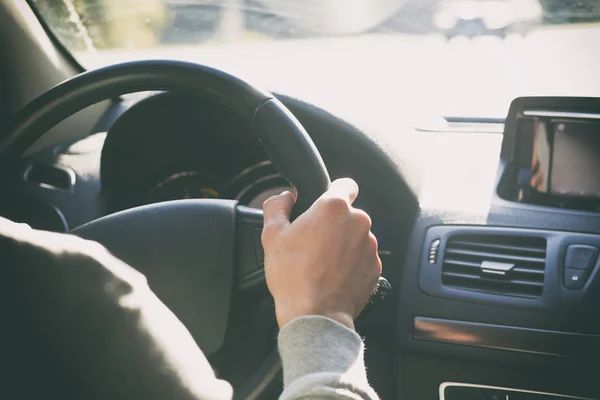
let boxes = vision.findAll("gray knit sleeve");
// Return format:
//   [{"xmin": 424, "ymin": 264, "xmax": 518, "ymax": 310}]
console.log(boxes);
[{"xmin": 277, "ymin": 316, "xmax": 379, "ymax": 400}]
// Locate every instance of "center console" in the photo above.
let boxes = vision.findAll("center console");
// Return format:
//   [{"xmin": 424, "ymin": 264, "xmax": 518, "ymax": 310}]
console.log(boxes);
[{"xmin": 396, "ymin": 97, "xmax": 600, "ymax": 400}]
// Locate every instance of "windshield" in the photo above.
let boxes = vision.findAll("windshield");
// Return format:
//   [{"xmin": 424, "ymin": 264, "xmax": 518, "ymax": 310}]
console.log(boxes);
[{"xmin": 31, "ymin": 0, "xmax": 600, "ymax": 120}]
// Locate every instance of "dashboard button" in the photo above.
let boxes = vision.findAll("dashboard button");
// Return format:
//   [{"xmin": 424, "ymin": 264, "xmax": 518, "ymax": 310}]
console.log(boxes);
[
  {"xmin": 428, "ymin": 239, "xmax": 441, "ymax": 264},
  {"xmin": 565, "ymin": 245, "xmax": 598, "ymax": 270},
  {"xmin": 564, "ymin": 268, "xmax": 591, "ymax": 290}
]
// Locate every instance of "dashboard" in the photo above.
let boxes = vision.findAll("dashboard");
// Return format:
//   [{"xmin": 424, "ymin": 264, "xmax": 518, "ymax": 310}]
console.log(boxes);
[
  {"xmin": 2, "ymin": 91, "xmax": 414, "ymax": 232},
  {"xmin": 4, "ymin": 92, "xmax": 600, "ymax": 399},
  {"xmin": 99, "ymin": 92, "xmax": 294, "ymax": 213}
]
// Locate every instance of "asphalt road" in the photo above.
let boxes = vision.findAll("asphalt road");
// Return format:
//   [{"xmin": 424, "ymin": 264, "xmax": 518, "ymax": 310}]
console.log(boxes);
[{"xmin": 76, "ymin": 25, "xmax": 600, "ymax": 124}]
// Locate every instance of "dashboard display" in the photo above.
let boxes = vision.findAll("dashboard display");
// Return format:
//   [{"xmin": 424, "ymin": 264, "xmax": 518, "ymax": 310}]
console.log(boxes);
[
  {"xmin": 143, "ymin": 162, "xmax": 292, "ymax": 210},
  {"xmin": 505, "ymin": 100, "xmax": 600, "ymax": 212},
  {"xmin": 528, "ymin": 119, "xmax": 600, "ymax": 199},
  {"xmin": 550, "ymin": 121, "xmax": 600, "ymax": 197},
  {"xmin": 147, "ymin": 171, "xmax": 221, "ymax": 203}
]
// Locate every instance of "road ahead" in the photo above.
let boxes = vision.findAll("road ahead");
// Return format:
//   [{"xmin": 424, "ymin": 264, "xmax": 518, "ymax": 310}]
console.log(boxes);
[{"xmin": 76, "ymin": 25, "xmax": 600, "ymax": 125}]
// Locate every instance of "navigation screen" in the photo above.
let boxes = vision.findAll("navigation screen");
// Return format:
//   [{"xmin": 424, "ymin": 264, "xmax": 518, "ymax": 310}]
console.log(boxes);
[{"xmin": 551, "ymin": 121, "xmax": 600, "ymax": 197}]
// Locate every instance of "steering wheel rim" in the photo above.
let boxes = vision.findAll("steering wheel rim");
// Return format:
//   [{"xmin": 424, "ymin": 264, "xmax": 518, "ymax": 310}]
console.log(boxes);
[{"xmin": 0, "ymin": 60, "xmax": 332, "ymax": 399}]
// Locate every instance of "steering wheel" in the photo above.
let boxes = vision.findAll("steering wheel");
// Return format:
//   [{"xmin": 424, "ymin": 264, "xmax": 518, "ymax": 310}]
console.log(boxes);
[{"xmin": 0, "ymin": 60, "xmax": 331, "ymax": 398}]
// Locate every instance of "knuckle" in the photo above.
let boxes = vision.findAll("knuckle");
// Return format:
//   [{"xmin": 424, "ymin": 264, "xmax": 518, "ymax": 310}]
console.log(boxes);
[
  {"xmin": 262, "ymin": 195, "xmax": 281, "ymax": 210},
  {"xmin": 367, "ymin": 232, "xmax": 379, "ymax": 252},
  {"xmin": 261, "ymin": 223, "xmax": 278, "ymax": 245},
  {"xmin": 352, "ymin": 209, "xmax": 372, "ymax": 232},
  {"xmin": 374, "ymin": 254, "xmax": 383, "ymax": 276},
  {"xmin": 318, "ymin": 196, "xmax": 350, "ymax": 214}
]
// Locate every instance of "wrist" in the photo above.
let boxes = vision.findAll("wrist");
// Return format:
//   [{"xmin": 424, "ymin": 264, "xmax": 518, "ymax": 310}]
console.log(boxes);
[{"xmin": 275, "ymin": 303, "xmax": 355, "ymax": 331}]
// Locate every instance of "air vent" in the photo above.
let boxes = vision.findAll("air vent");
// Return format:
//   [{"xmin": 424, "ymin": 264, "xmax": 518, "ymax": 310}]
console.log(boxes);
[
  {"xmin": 25, "ymin": 165, "xmax": 74, "ymax": 191},
  {"xmin": 442, "ymin": 234, "xmax": 547, "ymax": 298}
]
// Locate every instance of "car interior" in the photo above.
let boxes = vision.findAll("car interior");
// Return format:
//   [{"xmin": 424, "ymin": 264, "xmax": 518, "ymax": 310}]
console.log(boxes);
[{"xmin": 1, "ymin": 0, "xmax": 600, "ymax": 399}]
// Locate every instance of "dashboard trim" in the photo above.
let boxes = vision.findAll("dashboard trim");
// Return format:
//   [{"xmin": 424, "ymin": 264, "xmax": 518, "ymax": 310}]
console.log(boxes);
[
  {"xmin": 522, "ymin": 110, "xmax": 600, "ymax": 120},
  {"xmin": 418, "ymin": 225, "xmax": 600, "ymax": 313},
  {"xmin": 414, "ymin": 317, "xmax": 600, "ymax": 357},
  {"xmin": 439, "ymin": 382, "xmax": 593, "ymax": 400}
]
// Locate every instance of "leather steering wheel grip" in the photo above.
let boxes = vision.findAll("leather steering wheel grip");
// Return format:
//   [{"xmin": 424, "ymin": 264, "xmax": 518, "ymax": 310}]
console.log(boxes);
[
  {"xmin": 253, "ymin": 99, "xmax": 330, "ymax": 214},
  {"xmin": 0, "ymin": 60, "xmax": 330, "ymax": 213}
]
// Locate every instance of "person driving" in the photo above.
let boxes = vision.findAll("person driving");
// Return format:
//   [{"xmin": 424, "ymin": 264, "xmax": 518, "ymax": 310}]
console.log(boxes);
[{"xmin": 2, "ymin": 178, "xmax": 382, "ymax": 400}]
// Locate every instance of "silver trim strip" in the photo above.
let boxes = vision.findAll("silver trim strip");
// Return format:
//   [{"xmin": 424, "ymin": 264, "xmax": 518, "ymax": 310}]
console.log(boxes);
[
  {"xmin": 414, "ymin": 317, "xmax": 600, "ymax": 357},
  {"xmin": 522, "ymin": 110, "xmax": 600, "ymax": 120},
  {"xmin": 415, "ymin": 123, "xmax": 505, "ymax": 134},
  {"xmin": 480, "ymin": 260, "xmax": 514, "ymax": 276},
  {"xmin": 439, "ymin": 382, "xmax": 593, "ymax": 400}
]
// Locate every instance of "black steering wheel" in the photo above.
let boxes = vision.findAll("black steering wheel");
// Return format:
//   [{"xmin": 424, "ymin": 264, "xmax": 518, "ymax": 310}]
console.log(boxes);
[{"xmin": 0, "ymin": 60, "xmax": 332, "ymax": 398}]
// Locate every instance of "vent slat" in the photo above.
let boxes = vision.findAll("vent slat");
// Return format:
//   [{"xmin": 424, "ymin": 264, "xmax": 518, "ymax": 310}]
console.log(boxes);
[
  {"xmin": 442, "ymin": 277, "xmax": 543, "ymax": 298},
  {"xmin": 449, "ymin": 240, "xmax": 545, "ymax": 255},
  {"xmin": 443, "ymin": 258, "xmax": 479, "ymax": 268},
  {"xmin": 444, "ymin": 259, "xmax": 545, "ymax": 276},
  {"xmin": 513, "ymin": 267, "xmax": 545, "ymax": 276},
  {"xmin": 445, "ymin": 248, "xmax": 545, "ymax": 264},
  {"xmin": 441, "ymin": 234, "xmax": 547, "ymax": 299},
  {"xmin": 442, "ymin": 272, "xmax": 544, "ymax": 288}
]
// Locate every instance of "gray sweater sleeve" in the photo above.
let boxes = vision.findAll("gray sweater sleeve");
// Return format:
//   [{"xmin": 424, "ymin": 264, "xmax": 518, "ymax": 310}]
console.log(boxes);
[{"xmin": 278, "ymin": 316, "xmax": 379, "ymax": 400}]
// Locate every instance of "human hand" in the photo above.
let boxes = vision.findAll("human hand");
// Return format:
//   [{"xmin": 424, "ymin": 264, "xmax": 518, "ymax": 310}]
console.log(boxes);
[{"xmin": 262, "ymin": 178, "xmax": 382, "ymax": 330}]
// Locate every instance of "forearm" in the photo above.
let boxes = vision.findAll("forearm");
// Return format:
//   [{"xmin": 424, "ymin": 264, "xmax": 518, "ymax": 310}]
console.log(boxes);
[{"xmin": 278, "ymin": 316, "xmax": 379, "ymax": 400}]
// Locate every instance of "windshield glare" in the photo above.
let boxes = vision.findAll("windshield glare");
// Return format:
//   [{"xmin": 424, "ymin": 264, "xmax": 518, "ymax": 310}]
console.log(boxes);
[{"xmin": 31, "ymin": 0, "xmax": 600, "ymax": 120}]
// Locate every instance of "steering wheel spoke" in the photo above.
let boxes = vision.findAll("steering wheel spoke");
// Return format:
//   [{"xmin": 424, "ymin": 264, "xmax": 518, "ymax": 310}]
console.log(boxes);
[{"xmin": 236, "ymin": 205, "xmax": 267, "ymax": 293}]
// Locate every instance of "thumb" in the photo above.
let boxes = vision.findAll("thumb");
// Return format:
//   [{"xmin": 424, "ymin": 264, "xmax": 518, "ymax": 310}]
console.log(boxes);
[{"xmin": 262, "ymin": 191, "xmax": 296, "ymax": 235}]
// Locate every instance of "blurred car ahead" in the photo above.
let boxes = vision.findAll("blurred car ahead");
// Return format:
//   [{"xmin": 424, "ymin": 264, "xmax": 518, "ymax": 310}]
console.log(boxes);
[
  {"xmin": 433, "ymin": 0, "xmax": 543, "ymax": 40},
  {"xmin": 256, "ymin": 0, "xmax": 408, "ymax": 35},
  {"xmin": 162, "ymin": 0, "xmax": 409, "ymax": 43}
]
